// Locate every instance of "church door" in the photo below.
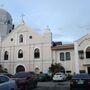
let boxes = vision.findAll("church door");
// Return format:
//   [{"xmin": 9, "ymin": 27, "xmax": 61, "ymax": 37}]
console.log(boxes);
[{"xmin": 16, "ymin": 65, "xmax": 25, "ymax": 73}]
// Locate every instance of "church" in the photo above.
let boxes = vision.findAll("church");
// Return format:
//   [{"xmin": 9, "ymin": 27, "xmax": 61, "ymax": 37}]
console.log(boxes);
[{"xmin": 0, "ymin": 8, "xmax": 90, "ymax": 75}]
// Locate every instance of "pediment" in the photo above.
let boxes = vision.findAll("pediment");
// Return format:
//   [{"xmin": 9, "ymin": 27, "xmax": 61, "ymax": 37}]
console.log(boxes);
[{"xmin": 76, "ymin": 33, "xmax": 90, "ymax": 46}]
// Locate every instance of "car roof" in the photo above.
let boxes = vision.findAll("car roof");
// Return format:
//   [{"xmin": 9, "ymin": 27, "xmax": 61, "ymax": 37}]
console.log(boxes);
[
  {"xmin": 13, "ymin": 71, "xmax": 35, "ymax": 78},
  {"xmin": 0, "ymin": 73, "xmax": 13, "ymax": 78},
  {"xmin": 72, "ymin": 73, "xmax": 90, "ymax": 79}
]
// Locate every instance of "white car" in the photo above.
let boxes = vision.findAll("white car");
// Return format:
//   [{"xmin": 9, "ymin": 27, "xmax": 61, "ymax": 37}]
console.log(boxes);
[
  {"xmin": 0, "ymin": 75, "xmax": 17, "ymax": 90},
  {"xmin": 53, "ymin": 72, "xmax": 66, "ymax": 81}
]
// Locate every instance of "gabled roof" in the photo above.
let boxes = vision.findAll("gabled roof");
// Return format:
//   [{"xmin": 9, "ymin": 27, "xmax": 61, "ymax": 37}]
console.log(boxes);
[{"xmin": 2, "ymin": 22, "xmax": 42, "ymax": 42}]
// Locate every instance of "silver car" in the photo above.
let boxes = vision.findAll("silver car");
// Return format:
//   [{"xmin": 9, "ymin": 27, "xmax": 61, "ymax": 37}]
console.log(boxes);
[{"xmin": 0, "ymin": 75, "xmax": 17, "ymax": 90}]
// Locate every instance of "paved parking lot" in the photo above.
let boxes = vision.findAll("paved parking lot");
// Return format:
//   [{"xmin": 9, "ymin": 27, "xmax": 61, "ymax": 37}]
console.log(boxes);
[{"xmin": 33, "ymin": 81, "xmax": 70, "ymax": 90}]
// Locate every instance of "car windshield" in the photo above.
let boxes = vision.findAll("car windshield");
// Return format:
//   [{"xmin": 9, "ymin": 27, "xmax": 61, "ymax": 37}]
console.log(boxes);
[{"xmin": 72, "ymin": 73, "xmax": 90, "ymax": 79}]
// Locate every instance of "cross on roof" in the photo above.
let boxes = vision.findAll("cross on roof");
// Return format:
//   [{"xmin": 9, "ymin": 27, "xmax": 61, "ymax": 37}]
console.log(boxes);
[{"xmin": 20, "ymin": 14, "xmax": 25, "ymax": 23}]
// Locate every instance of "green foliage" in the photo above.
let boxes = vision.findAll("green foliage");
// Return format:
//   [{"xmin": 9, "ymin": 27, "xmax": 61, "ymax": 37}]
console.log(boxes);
[
  {"xmin": 48, "ymin": 63, "xmax": 65, "ymax": 76},
  {"xmin": 66, "ymin": 74, "xmax": 73, "ymax": 80}
]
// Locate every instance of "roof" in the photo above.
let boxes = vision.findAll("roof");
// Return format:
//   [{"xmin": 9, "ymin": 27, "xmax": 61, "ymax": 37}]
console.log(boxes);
[
  {"xmin": 51, "ymin": 44, "xmax": 74, "ymax": 50},
  {"xmin": 0, "ymin": 8, "xmax": 12, "ymax": 19},
  {"xmin": 0, "ymin": 8, "xmax": 10, "ymax": 16},
  {"xmin": 52, "ymin": 41, "xmax": 62, "ymax": 46}
]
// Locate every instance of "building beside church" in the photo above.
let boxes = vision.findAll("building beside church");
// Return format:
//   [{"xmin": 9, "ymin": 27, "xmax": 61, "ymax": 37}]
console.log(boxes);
[{"xmin": 0, "ymin": 8, "xmax": 90, "ymax": 75}]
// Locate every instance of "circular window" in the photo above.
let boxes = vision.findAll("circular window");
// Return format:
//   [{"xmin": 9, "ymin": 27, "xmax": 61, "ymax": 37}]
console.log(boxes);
[{"xmin": 11, "ymin": 38, "xmax": 13, "ymax": 41}]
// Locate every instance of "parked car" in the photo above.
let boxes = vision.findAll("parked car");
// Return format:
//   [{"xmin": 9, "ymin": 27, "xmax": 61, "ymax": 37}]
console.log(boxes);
[
  {"xmin": 0, "ymin": 75, "xmax": 17, "ymax": 90},
  {"xmin": 0, "ymin": 73, "xmax": 13, "ymax": 78},
  {"xmin": 37, "ymin": 73, "xmax": 52, "ymax": 82},
  {"xmin": 13, "ymin": 71, "xmax": 37, "ymax": 90},
  {"xmin": 70, "ymin": 73, "xmax": 90, "ymax": 90},
  {"xmin": 53, "ymin": 72, "xmax": 66, "ymax": 81}
]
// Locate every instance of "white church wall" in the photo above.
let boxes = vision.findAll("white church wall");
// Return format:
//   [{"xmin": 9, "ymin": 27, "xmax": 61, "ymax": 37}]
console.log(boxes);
[{"xmin": 0, "ymin": 23, "xmax": 52, "ymax": 74}]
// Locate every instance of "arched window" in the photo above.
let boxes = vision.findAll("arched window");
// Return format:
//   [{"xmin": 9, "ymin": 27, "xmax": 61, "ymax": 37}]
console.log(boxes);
[
  {"xmin": 34, "ymin": 48, "xmax": 40, "ymax": 59},
  {"xmin": 66, "ymin": 52, "xmax": 70, "ymax": 60},
  {"xmin": 4, "ymin": 51, "xmax": 8, "ymax": 60},
  {"xmin": 86, "ymin": 47, "xmax": 90, "ymax": 58},
  {"xmin": 60, "ymin": 52, "xmax": 64, "ymax": 61},
  {"xmin": 19, "ymin": 34, "xmax": 23, "ymax": 43},
  {"xmin": 9, "ymin": 30, "xmax": 11, "ymax": 33},
  {"xmin": 18, "ymin": 49, "xmax": 23, "ymax": 58},
  {"xmin": 7, "ymin": 20, "xmax": 10, "ymax": 24}
]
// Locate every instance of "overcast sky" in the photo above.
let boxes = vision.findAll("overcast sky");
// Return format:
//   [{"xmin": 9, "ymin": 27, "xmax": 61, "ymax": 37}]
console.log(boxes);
[{"xmin": 0, "ymin": 0, "xmax": 90, "ymax": 43}]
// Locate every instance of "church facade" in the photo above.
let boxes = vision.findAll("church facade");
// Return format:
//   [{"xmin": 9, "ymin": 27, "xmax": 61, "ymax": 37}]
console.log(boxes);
[{"xmin": 0, "ymin": 9, "xmax": 90, "ymax": 75}]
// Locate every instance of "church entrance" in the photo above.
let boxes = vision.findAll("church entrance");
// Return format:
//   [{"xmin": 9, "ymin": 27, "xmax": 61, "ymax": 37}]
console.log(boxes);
[
  {"xmin": 87, "ymin": 67, "xmax": 90, "ymax": 74},
  {"xmin": 16, "ymin": 65, "xmax": 25, "ymax": 73}
]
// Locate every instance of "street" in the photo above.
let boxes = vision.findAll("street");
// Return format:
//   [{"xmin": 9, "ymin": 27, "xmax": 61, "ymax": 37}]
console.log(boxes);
[{"xmin": 33, "ymin": 81, "xmax": 70, "ymax": 90}]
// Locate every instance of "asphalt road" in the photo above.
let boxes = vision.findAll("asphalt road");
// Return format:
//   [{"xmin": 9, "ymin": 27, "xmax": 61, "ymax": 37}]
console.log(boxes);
[{"xmin": 33, "ymin": 81, "xmax": 70, "ymax": 90}]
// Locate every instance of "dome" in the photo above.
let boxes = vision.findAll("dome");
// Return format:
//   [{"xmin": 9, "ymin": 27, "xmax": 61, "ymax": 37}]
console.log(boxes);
[
  {"xmin": 0, "ymin": 9, "xmax": 13, "ymax": 38},
  {"xmin": 0, "ymin": 8, "xmax": 12, "ymax": 21}
]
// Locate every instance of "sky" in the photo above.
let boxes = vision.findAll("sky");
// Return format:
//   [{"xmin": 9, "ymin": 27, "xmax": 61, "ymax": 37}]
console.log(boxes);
[{"xmin": 0, "ymin": 0, "xmax": 90, "ymax": 43}]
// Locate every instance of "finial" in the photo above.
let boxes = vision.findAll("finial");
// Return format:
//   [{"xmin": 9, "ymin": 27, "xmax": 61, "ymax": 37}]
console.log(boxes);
[{"xmin": 20, "ymin": 14, "xmax": 25, "ymax": 24}]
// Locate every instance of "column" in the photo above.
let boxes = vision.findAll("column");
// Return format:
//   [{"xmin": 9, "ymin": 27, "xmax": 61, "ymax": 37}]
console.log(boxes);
[{"xmin": 74, "ymin": 42, "xmax": 79, "ymax": 74}]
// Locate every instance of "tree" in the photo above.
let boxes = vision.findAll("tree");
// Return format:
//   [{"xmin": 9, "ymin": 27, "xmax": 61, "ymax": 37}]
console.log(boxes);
[{"xmin": 48, "ymin": 63, "xmax": 65, "ymax": 76}]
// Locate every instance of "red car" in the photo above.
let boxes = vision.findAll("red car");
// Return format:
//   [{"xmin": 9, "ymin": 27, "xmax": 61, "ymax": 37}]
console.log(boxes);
[{"xmin": 13, "ymin": 71, "xmax": 37, "ymax": 90}]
